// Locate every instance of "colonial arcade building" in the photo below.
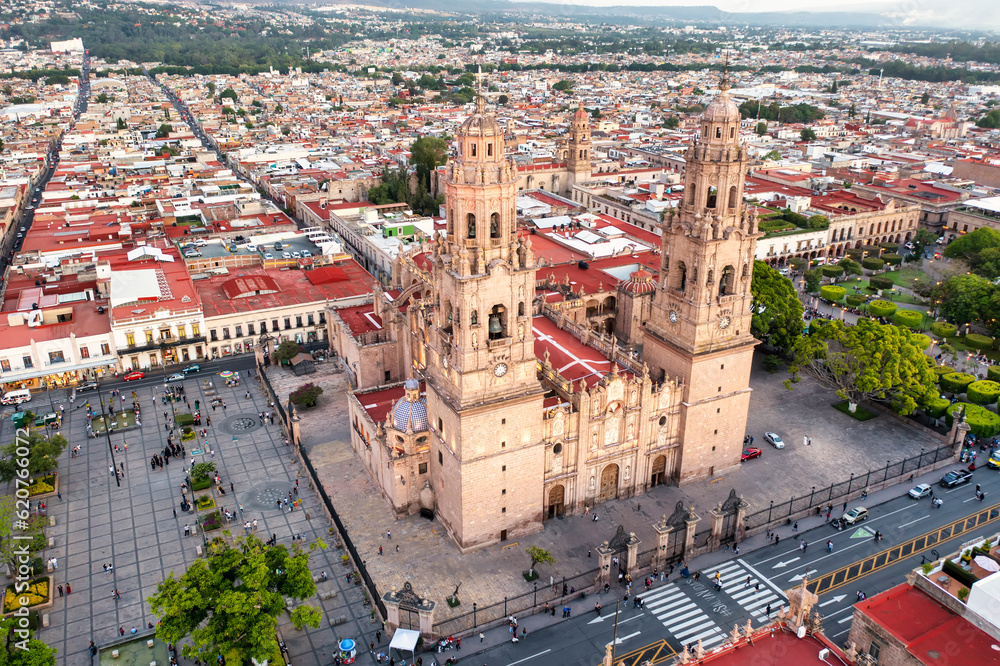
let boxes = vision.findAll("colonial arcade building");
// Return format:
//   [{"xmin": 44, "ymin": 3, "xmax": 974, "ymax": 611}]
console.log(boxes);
[{"xmin": 335, "ymin": 85, "xmax": 761, "ymax": 552}]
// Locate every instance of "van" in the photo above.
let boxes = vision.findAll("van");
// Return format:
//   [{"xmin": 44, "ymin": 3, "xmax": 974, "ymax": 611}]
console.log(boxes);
[{"xmin": 1, "ymin": 389, "xmax": 31, "ymax": 406}]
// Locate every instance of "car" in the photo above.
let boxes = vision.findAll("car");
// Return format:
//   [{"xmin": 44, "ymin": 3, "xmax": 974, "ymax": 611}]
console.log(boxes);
[
  {"xmin": 182, "ymin": 364, "xmax": 200, "ymax": 374},
  {"xmin": 123, "ymin": 371, "xmax": 144, "ymax": 381},
  {"xmin": 76, "ymin": 380, "xmax": 99, "ymax": 392},
  {"xmin": 165, "ymin": 373, "xmax": 185, "ymax": 383},
  {"xmin": 741, "ymin": 447, "xmax": 762, "ymax": 462},
  {"xmin": 301, "ymin": 250, "xmax": 311, "ymax": 257},
  {"xmin": 282, "ymin": 252, "xmax": 291, "ymax": 259},
  {"xmin": 841, "ymin": 507, "xmax": 869, "ymax": 525},
  {"xmin": 940, "ymin": 469, "xmax": 973, "ymax": 488},
  {"xmin": 764, "ymin": 432, "xmax": 785, "ymax": 449},
  {"xmin": 292, "ymin": 251, "xmax": 301, "ymax": 259},
  {"xmin": 989, "ymin": 455, "xmax": 1000, "ymax": 469},
  {"xmin": 908, "ymin": 483, "xmax": 933, "ymax": 499},
  {"xmin": 264, "ymin": 252, "xmax": 273, "ymax": 260}
]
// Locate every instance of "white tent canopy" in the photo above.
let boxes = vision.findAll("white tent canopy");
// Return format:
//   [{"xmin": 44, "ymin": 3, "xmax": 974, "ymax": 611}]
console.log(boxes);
[{"xmin": 388, "ymin": 628, "xmax": 420, "ymax": 653}]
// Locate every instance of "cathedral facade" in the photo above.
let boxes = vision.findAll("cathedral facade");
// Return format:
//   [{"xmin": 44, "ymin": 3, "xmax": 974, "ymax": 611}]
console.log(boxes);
[{"xmin": 330, "ymin": 84, "xmax": 761, "ymax": 552}]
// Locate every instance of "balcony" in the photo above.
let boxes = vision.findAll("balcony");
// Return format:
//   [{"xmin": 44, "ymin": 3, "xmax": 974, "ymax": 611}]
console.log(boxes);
[{"xmin": 125, "ymin": 336, "xmax": 206, "ymax": 354}]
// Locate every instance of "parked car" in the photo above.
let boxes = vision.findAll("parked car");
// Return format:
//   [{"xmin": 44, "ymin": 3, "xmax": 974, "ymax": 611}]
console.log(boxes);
[
  {"xmin": 264, "ymin": 252, "xmax": 273, "ymax": 260},
  {"xmin": 841, "ymin": 507, "xmax": 869, "ymax": 525},
  {"xmin": 76, "ymin": 381, "xmax": 99, "ymax": 392},
  {"xmin": 182, "ymin": 364, "xmax": 200, "ymax": 374},
  {"xmin": 123, "ymin": 371, "xmax": 145, "ymax": 381},
  {"xmin": 282, "ymin": 252, "xmax": 291, "ymax": 259},
  {"xmin": 165, "ymin": 373, "xmax": 185, "ymax": 383},
  {"xmin": 987, "ymin": 454, "xmax": 1000, "ymax": 470},
  {"xmin": 908, "ymin": 483, "xmax": 933, "ymax": 499},
  {"xmin": 741, "ymin": 447, "xmax": 762, "ymax": 462},
  {"xmin": 939, "ymin": 469, "xmax": 973, "ymax": 488},
  {"xmin": 764, "ymin": 432, "xmax": 785, "ymax": 449}
]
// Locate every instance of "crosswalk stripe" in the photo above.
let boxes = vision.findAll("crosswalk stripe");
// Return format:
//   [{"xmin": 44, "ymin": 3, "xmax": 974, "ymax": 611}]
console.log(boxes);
[
  {"xmin": 743, "ymin": 596, "xmax": 780, "ymax": 611},
  {"xmin": 642, "ymin": 586, "xmax": 685, "ymax": 605},
  {"xmin": 649, "ymin": 597, "xmax": 692, "ymax": 616},
  {"xmin": 676, "ymin": 624, "xmax": 721, "ymax": 643},
  {"xmin": 712, "ymin": 562, "xmax": 744, "ymax": 576},
  {"xmin": 702, "ymin": 633, "xmax": 727, "ymax": 648},
  {"xmin": 671, "ymin": 613, "xmax": 714, "ymax": 634},
  {"xmin": 657, "ymin": 606, "xmax": 702, "ymax": 625}
]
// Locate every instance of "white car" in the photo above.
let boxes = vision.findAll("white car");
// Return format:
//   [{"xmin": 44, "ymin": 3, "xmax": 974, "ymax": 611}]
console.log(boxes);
[
  {"xmin": 908, "ymin": 483, "xmax": 933, "ymax": 499},
  {"xmin": 764, "ymin": 432, "xmax": 785, "ymax": 449},
  {"xmin": 264, "ymin": 252, "xmax": 273, "ymax": 259},
  {"xmin": 282, "ymin": 252, "xmax": 291, "ymax": 259}
]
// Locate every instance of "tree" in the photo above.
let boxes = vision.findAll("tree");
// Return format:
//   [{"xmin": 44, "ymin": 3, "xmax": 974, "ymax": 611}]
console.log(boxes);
[
  {"xmin": 148, "ymin": 535, "xmax": 323, "ymax": 664},
  {"xmin": 391, "ymin": 71, "xmax": 403, "ymax": 86},
  {"xmin": 155, "ymin": 123, "xmax": 173, "ymax": 138},
  {"xmin": 289, "ymin": 383, "xmax": 323, "ymax": 409},
  {"xmin": 526, "ymin": 545, "xmax": 555, "ymax": 577},
  {"xmin": 551, "ymin": 79, "xmax": 574, "ymax": 92},
  {"xmin": 206, "ymin": 81, "xmax": 215, "ymax": 97},
  {"xmin": 116, "ymin": 117, "xmax": 127, "ymax": 130},
  {"xmin": 931, "ymin": 274, "xmax": 997, "ymax": 328},
  {"xmin": 220, "ymin": 87, "xmax": 238, "ymax": 101},
  {"xmin": 920, "ymin": 91, "xmax": 930, "ymax": 105},
  {"xmin": 800, "ymin": 128, "xmax": 817, "ymax": 141},
  {"xmin": 95, "ymin": 92, "xmax": 109, "ymax": 104},
  {"xmin": 750, "ymin": 260, "xmax": 804, "ymax": 354},
  {"xmin": 803, "ymin": 268, "xmax": 822, "ymax": 293},
  {"xmin": 763, "ymin": 149, "xmax": 781, "ymax": 161},
  {"xmin": 837, "ymin": 258, "xmax": 863, "ymax": 276},
  {"xmin": 0, "ymin": 432, "xmax": 68, "ymax": 484},
  {"xmin": 497, "ymin": 94, "xmax": 509, "ymax": 105},
  {"xmin": 944, "ymin": 227, "xmax": 1000, "ymax": 278},
  {"xmin": 755, "ymin": 121, "xmax": 767, "ymax": 136},
  {"xmin": 976, "ymin": 109, "xmax": 1000, "ymax": 129},
  {"xmin": 788, "ymin": 318, "xmax": 936, "ymax": 415},
  {"xmin": 0, "ymin": 615, "xmax": 57, "ymax": 666},
  {"xmin": 410, "ymin": 136, "xmax": 448, "ymax": 191},
  {"xmin": 664, "ymin": 116, "xmax": 680, "ymax": 130},
  {"xmin": 273, "ymin": 340, "xmax": 303, "ymax": 364}
]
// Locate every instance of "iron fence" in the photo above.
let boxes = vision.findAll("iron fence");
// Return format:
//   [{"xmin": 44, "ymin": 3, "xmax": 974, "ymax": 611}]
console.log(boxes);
[
  {"xmin": 432, "ymin": 567, "xmax": 599, "ymax": 637},
  {"xmin": 743, "ymin": 443, "xmax": 954, "ymax": 531}
]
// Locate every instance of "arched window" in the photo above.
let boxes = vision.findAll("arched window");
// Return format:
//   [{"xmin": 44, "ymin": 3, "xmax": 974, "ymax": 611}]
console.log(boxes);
[
  {"xmin": 471, "ymin": 310, "xmax": 478, "ymax": 326},
  {"xmin": 741, "ymin": 263, "xmax": 748, "ymax": 279},
  {"xmin": 706, "ymin": 186, "xmax": 717, "ymax": 209},
  {"xmin": 730, "ymin": 127, "xmax": 735, "ymax": 139},
  {"xmin": 686, "ymin": 183, "xmax": 696, "ymax": 205},
  {"xmin": 706, "ymin": 269, "xmax": 714, "ymax": 285},
  {"xmin": 488, "ymin": 304, "xmax": 507, "ymax": 340},
  {"xmin": 518, "ymin": 302, "xmax": 525, "ymax": 317},
  {"xmin": 471, "ymin": 143, "xmax": 477, "ymax": 157},
  {"xmin": 467, "ymin": 213, "xmax": 476, "ymax": 239},
  {"xmin": 728, "ymin": 186, "xmax": 738, "ymax": 209},
  {"xmin": 490, "ymin": 212, "xmax": 500, "ymax": 239},
  {"xmin": 675, "ymin": 261, "xmax": 687, "ymax": 292},
  {"xmin": 487, "ymin": 143, "xmax": 493, "ymax": 157},
  {"xmin": 715, "ymin": 127, "xmax": 722, "ymax": 139},
  {"xmin": 719, "ymin": 265, "xmax": 735, "ymax": 297}
]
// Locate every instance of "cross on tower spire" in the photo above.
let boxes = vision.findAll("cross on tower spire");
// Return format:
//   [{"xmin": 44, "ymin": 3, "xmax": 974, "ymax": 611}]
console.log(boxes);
[{"xmin": 719, "ymin": 50, "xmax": 731, "ymax": 92}]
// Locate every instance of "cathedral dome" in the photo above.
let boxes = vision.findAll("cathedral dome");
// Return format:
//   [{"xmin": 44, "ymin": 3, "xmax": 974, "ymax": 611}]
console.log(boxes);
[
  {"xmin": 391, "ymin": 379, "xmax": 428, "ymax": 432},
  {"xmin": 620, "ymin": 268, "xmax": 656, "ymax": 294},
  {"xmin": 701, "ymin": 88, "xmax": 740, "ymax": 124},
  {"xmin": 459, "ymin": 95, "xmax": 502, "ymax": 137}
]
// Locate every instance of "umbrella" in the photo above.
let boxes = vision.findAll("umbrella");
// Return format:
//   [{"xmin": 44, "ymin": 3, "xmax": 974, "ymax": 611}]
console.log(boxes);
[
  {"xmin": 974, "ymin": 555, "xmax": 1000, "ymax": 572},
  {"xmin": 219, "ymin": 371, "xmax": 234, "ymax": 378}
]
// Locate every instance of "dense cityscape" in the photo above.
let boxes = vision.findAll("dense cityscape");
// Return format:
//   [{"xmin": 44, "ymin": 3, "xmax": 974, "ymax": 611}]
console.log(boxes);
[{"xmin": 3, "ymin": 2, "xmax": 1000, "ymax": 665}]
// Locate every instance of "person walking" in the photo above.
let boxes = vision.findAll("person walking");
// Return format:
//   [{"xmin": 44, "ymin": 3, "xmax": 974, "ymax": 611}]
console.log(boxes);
[
  {"xmin": 65, "ymin": 583, "xmax": 71, "ymax": 594},
  {"xmin": 57, "ymin": 584, "xmax": 64, "ymax": 597}
]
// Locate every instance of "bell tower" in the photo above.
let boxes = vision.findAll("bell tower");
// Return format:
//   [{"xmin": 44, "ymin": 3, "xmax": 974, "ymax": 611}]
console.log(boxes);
[
  {"xmin": 416, "ymin": 93, "xmax": 545, "ymax": 551},
  {"xmin": 643, "ymin": 74, "xmax": 762, "ymax": 484},
  {"xmin": 566, "ymin": 101, "xmax": 592, "ymax": 191}
]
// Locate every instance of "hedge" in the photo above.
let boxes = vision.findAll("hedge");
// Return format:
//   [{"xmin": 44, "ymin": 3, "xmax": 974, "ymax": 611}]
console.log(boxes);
[
  {"xmin": 989, "ymin": 365, "xmax": 1000, "ymax": 383},
  {"xmin": 820, "ymin": 285, "xmax": 845, "ymax": 302},
  {"xmin": 879, "ymin": 243, "xmax": 899, "ymax": 253},
  {"xmin": 965, "ymin": 333, "xmax": 994, "ymax": 350},
  {"xmin": 940, "ymin": 372, "xmax": 976, "ymax": 394},
  {"xmin": 788, "ymin": 257, "xmax": 808, "ymax": 270},
  {"xmin": 845, "ymin": 294, "xmax": 866, "ymax": 307},
  {"xmin": 967, "ymin": 380, "xmax": 1000, "ymax": 406},
  {"xmin": 882, "ymin": 253, "xmax": 903, "ymax": 266},
  {"xmin": 946, "ymin": 402, "xmax": 1000, "ymax": 438},
  {"xmin": 845, "ymin": 248, "xmax": 865, "ymax": 261},
  {"xmin": 925, "ymin": 397, "xmax": 951, "ymax": 418},
  {"xmin": 932, "ymin": 366, "xmax": 953, "ymax": 382},
  {"xmin": 869, "ymin": 276, "xmax": 894, "ymax": 290},
  {"xmin": 942, "ymin": 557, "xmax": 978, "ymax": 590},
  {"xmin": 910, "ymin": 333, "xmax": 932, "ymax": 350},
  {"xmin": 868, "ymin": 300, "xmax": 897, "ymax": 317},
  {"xmin": 895, "ymin": 310, "xmax": 923, "ymax": 329},
  {"xmin": 821, "ymin": 265, "xmax": 845, "ymax": 278},
  {"xmin": 931, "ymin": 322, "xmax": 957, "ymax": 338},
  {"xmin": 862, "ymin": 257, "xmax": 885, "ymax": 270}
]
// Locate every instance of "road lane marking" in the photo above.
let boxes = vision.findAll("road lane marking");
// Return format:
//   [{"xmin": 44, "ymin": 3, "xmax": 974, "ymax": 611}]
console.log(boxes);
[
  {"xmin": 506, "ymin": 649, "xmax": 551, "ymax": 666},
  {"xmin": 614, "ymin": 631, "xmax": 642, "ymax": 645},
  {"xmin": 737, "ymin": 558, "xmax": 790, "ymax": 599},
  {"xmin": 898, "ymin": 515, "xmax": 930, "ymax": 528}
]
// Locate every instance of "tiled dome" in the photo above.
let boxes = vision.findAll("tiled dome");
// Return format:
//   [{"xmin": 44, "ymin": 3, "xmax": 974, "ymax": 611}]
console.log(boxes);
[
  {"xmin": 620, "ymin": 268, "xmax": 656, "ymax": 294},
  {"xmin": 392, "ymin": 381, "xmax": 428, "ymax": 432}
]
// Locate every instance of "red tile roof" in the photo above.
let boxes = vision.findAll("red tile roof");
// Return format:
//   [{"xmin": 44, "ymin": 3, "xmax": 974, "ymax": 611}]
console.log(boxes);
[{"xmin": 533, "ymin": 315, "xmax": 632, "ymax": 390}]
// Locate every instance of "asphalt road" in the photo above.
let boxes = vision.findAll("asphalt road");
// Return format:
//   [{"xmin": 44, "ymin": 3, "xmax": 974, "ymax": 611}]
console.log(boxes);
[{"xmin": 470, "ymin": 464, "xmax": 1000, "ymax": 666}]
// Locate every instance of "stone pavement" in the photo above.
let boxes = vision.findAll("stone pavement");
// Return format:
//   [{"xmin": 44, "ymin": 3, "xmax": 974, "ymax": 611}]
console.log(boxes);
[
  {"xmin": 20, "ymin": 368, "xmax": 374, "ymax": 666},
  {"xmin": 292, "ymin": 351, "xmax": 942, "ymax": 632}
]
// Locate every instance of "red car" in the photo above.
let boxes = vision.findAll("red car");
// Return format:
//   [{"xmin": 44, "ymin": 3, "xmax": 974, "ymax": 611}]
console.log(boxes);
[
  {"xmin": 123, "ymin": 371, "xmax": 144, "ymax": 381},
  {"xmin": 741, "ymin": 447, "xmax": 762, "ymax": 462}
]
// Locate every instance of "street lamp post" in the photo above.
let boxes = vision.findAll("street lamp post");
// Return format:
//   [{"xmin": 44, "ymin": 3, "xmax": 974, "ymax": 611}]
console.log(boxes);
[{"xmin": 95, "ymin": 381, "xmax": 120, "ymax": 488}]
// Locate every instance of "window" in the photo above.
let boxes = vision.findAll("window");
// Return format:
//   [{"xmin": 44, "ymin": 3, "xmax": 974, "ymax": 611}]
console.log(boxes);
[
  {"xmin": 319, "ymin": 312, "xmax": 326, "ymax": 324},
  {"xmin": 501, "ymin": 441, "xmax": 506, "ymax": 449},
  {"xmin": 146, "ymin": 331, "xmax": 154, "ymax": 344},
  {"xmin": 48, "ymin": 351, "xmax": 65, "ymax": 364},
  {"xmin": 418, "ymin": 463, "xmax": 427, "ymax": 474},
  {"xmin": 437, "ymin": 417, "xmax": 443, "ymax": 433},
  {"xmin": 552, "ymin": 443, "xmax": 562, "ymax": 455},
  {"xmin": 0, "ymin": 360, "xmax": 9, "ymax": 372},
  {"xmin": 502, "ymin": 465, "xmax": 506, "ymax": 472},
  {"xmin": 192, "ymin": 324, "xmax": 200, "ymax": 337},
  {"xmin": 502, "ymin": 489, "xmax": 506, "ymax": 495},
  {"xmin": 284, "ymin": 318, "xmax": 291, "ymax": 330},
  {"xmin": 385, "ymin": 370, "xmax": 391, "ymax": 382},
  {"xmin": 307, "ymin": 314, "xmax": 314, "ymax": 326},
  {"xmin": 467, "ymin": 213, "xmax": 476, "ymax": 239},
  {"xmin": 487, "ymin": 143, "xmax": 493, "ymax": 157},
  {"xmin": 210, "ymin": 329, "xmax": 218, "ymax": 342},
  {"xmin": 260, "ymin": 321, "xmax": 267, "ymax": 333},
  {"xmin": 501, "ymin": 418, "xmax": 506, "ymax": 425},
  {"xmin": 438, "ymin": 451, "xmax": 443, "ymax": 465},
  {"xmin": 235, "ymin": 325, "xmax": 243, "ymax": 337},
  {"xmin": 101, "ymin": 343, "xmax": 110, "ymax": 356},
  {"xmin": 23, "ymin": 356, "xmax": 33, "ymax": 369},
  {"xmin": 272, "ymin": 319, "xmax": 280, "ymax": 332},
  {"xmin": 868, "ymin": 641, "xmax": 881, "ymax": 664},
  {"xmin": 501, "ymin": 507, "xmax": 506, "ymax": 513},
  {"xmin": 80, "ymin": 347, "xmax": 90, "ymax": 359},
  {"xmin": 222, "ymin": 328, "xmax": 231, "ymax": 340},
  {"xmin": 247, "ymin": 323, "xmax": 255, "ymax": 336},
  {"xmin": 296, "ymin": 316, "xmax": 303, "ymax": 328}
]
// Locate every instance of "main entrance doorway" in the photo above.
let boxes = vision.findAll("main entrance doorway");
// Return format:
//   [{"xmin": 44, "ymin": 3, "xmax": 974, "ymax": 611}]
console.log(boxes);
[{"xmin": 599, "ymin": 464, "xmax": 619, "ymax": 502}]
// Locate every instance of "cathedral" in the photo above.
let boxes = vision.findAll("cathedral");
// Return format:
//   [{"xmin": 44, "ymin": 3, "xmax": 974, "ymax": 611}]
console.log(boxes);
[{"xmin": 329, "ymin": 82, "xmax": 762, "ymax": 552}]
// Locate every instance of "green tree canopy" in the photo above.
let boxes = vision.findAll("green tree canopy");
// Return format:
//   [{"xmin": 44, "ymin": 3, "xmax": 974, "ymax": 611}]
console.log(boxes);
[
  {"xmin": 800, "ymin": 128, "xmax": 818, "ymax": 141},
  {"xmin": 788, "ymin": 318, "xmax": 936, "ymax": 415},
  {"xmin": 0, "ymin": 432, "xmax": 68, "ymax": 484},
  {"xmin": 526, "ymin": 545, "xmax": 555, "ymax": 576},
  {"xmin": 220, "ymin": 88, "xmax": 238, "ymax": 101},
  {"xmin": 750, "ymin": 260, "xmax": 804, "ymax": 354},
  {"xmin": 0, "ymin": 615, "xmax": 56, "ymax": 666},
  {"xmin": 155, "ymin": 123, "xmax": 173, "ymax": 138},
  {"xmin": 149, "ymin": 535, "xmax": 323, "ymax": 664},
  {"xmin": 272, "ymin": 340, "xmax": 303, "ymax": 364},
  {"xmin": 410, "ymin": 136, "xmax": 449, "ymax": 191},
  {"xmin": 551, "ymin": 79, "xmax": 574, "ymax": 92},
  {"xmin": 931, "ymin": 274, "xmax": 998, "ymax": 329},
  {"xmin": 943, "ymin": 227, "xmax": 1000, "ymax": 277}
]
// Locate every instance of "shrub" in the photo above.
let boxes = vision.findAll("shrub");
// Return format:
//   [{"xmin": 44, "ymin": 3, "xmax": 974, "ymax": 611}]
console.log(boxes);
[
  {"xmin": 182, "ymin": 426, "xmax": 196, "ymax": 441},
  {"xmin": 910, "ymin": 333, "xmax": 931, "ymax": 350},
  {"xmin": 174, "ymin": 412, "xmax": 195, "ymax": 426},
  {"xmin": 862, "ymin": 257, "xmax": 885, "ymax": 270},
  {"xmin": 200, "ymin": 510, "xmax": 223, "ymax": 532},
  {"xmin": 931, "ymin": 322, "xmax": 957, "ymax": 338},
  {"xmin": 942, "ymin": 557, "xmax": 978, "ymax": 589},
  {"xmin": 290, "ymin": 383, "xmax": 324, "ymax": 408},
  {"xmin": 191, "ymin": 461, "xmax": 216, "ymax": 484},
  {"xmin": 965, "ymin": 333, "xmax": 994, "ymax": 350},
  {"xmin": 940, "ymin": 372, "xmax": 976, "ymax": 394},
  {"xmin": 845, "ymin": 248, "xmax": 865, "ymax": 261},
  {"xmin": 988, "ymin": 365, "xmax": 1000, "ymax": 383},
  {"xmin": 819, "ymin": 285, "xmax": 845, "ymax": 302},
  {"xmin": 882, "ymin": 253, "xmax": 903, "ymax": 266},
  {"xmin": 868, "ymin": 300, "xmax": 897, "ymax": 318},
  {"xmin": 763, "ymin": 355, "xmax": 783, "ymax": 373},
  {"xmin": 845, "ymin": 294, "xmax": 866, "ymax": 307},
  {"xmin": 4, "ymin": 577, "xmax": 49, "ymax": 612},
  {"xmin": 932, "ymin": 366, "xmax": 953, "ymax": 382},
  {"xmin": 788, "ymin": 257, "xmax": 808, "ymax": 271},
  {"xmin": 967, "ymin": 380, "xmax": 1000, "ymax": 406},
  {"xmin": 894, "ymin": 310, "xmax": 923, "ymax": 329},
  {"xmin": 821, "ymin": 265, "xmax": 845, "ymax": 278},
  {"xmin": 925, "ymin": 397, "xmax": 951, "ymax": 418},
  {"xmin": 879, "ymin": 243, "xmax": 899, "ymax": 253},
  {"xmin": 27, "ymin": 481, "xmax": 54, "ymax": 496},
  {"xmin": 946, "ymin": 402, "xmax": 1000, "ymax": 438},
  {"xmin": 869, "ymin": 276, "xmax": 894, "ymax": 290},
  {"xmin": 196, "ymin": 495, "xmax": 215, "ymax": 510}
]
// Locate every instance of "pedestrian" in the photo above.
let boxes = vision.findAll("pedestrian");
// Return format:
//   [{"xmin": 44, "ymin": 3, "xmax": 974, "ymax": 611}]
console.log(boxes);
[
  {"xmin": 379, "ymin": 546, "xmax": 383, "ymax": 556},
  {"xmin": 480, "ymin": 632, "xmax": 485, "ymax": 642},
  {"xmin": 66, "ymin": 583, "xmax": 71, "ymax": 594},
  {"xmin": 395, "ymin": 544, "xmax": 399, "ymax": 553},
  {"xmin": 58, "ymin": 584, "xmax": 64, "ymax": 597},
  {"xmin": 376, "ymin": 630, "xmax": 381, "ymax": 644},
  {"xmin": 745, "ymin": 576, "xmax": 751, "ymax": 588},
  {"xmin": 793, "ymin": 521, "xmax": 798, "ymax": 532},
  {"xmin": 765, "ymin": 603, "xmax": 771, "ymax": 617},
  {"xmin": 843, "ymin": 501, "xmax": 848, "ymax": 512},
  {"xmin": 387, "ymin": 530, "xmax": 391, "ymax": 540}
]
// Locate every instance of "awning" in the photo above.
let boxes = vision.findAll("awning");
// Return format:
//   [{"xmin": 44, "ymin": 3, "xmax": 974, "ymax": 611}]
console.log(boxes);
[
  {"xmin": 388, "ymin": 628, "xmax": 420, "ymax": 653},
  {"xmin": 0, "ymin": 356, "xmax": 117, "ymax": 383}
]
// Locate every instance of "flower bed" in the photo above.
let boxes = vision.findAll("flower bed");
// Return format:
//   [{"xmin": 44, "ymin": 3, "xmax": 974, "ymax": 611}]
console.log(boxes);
[
  {"xmin": 26, "ymin": 473, "xmax": 56, "ymax": 497},
  {"xmin": 195, "ymin": 495, "xmax": 216, "ymax": 511},
  {"xmin": 200, "ymin": 510, "xmax": 223, "ymax": 532},
  {"xmin": 4, "ymin": 577, "xmax": 49, "ymax": 613}
]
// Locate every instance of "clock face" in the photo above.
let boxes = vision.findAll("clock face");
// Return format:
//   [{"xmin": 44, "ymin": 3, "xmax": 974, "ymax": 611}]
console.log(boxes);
[
  {"xmin": 719, "ymin": 316, "xmax": 731, "ymax": 330},
  {"xmin": 669, "ymin": 310, "xmax": 678, "ymax": 323},
  {"xmin": 493, "ymin": 363, "xmax": 508, "ymax": 377}
]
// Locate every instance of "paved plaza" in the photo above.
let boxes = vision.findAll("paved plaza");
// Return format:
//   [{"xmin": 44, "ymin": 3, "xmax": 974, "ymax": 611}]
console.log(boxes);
[
  {"xmin": 0, "ymin": 365, "xmax": 374, "ymax": 666},
  {"xmin": 294, "ymin": 352, "xmax": 943, "ymax": 629}
]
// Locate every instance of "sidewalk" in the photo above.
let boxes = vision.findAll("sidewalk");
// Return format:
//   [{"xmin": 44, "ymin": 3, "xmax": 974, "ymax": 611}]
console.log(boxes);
[{"xmin": 441, "ymin": 463, "xmax": 949, "ymax": 664}]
